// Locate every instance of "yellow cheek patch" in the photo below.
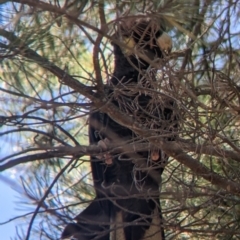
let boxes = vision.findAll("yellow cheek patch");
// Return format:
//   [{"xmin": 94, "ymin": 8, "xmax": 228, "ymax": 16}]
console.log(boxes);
[
  {"xmin": 122, "ymin": 37, "xmax": 136, "ymax": 55},
  {"xmin": 157, "ymin": 32, "xmax": 172, "ymax": 54}
]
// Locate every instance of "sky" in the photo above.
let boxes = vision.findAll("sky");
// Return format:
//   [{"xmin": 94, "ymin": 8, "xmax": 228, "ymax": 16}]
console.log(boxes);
[{"xmin": 0, "ymin": 179, "xmax": 18, "ymax": 239}]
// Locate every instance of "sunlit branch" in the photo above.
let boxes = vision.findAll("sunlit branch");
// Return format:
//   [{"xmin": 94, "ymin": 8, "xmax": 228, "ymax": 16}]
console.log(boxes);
[{"xmin": 1, "ymin": 139, "xmax": 240, "ymax": 195}]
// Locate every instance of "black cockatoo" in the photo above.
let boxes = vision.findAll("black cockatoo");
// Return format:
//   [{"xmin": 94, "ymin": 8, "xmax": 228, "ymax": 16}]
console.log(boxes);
[{"xmin": 62, "ymin": 16, "xmax": 176, "ymax": 240}]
